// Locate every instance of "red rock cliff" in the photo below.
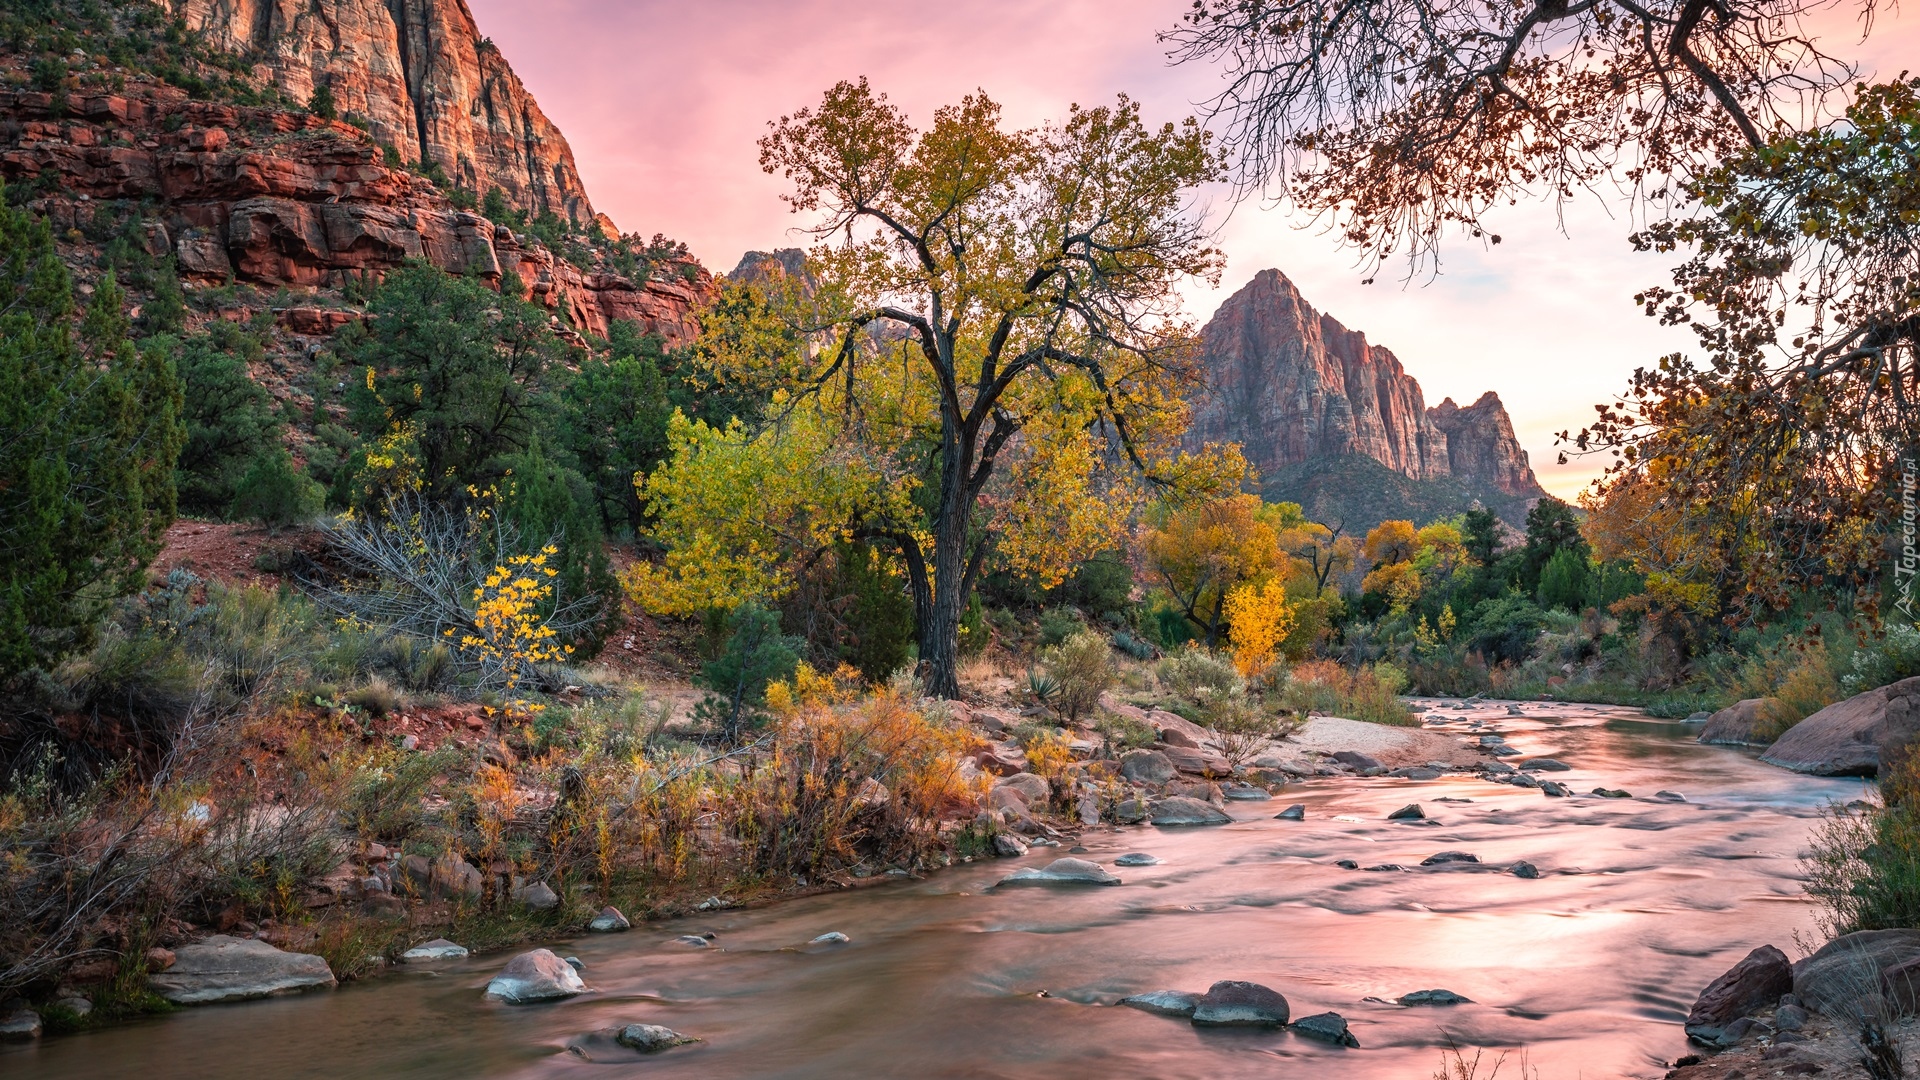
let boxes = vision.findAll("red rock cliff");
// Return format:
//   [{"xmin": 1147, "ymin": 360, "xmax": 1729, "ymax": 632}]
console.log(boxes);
[
  {"xmin": 1188, "ymin": 269, "xmax": 1543, "ymax": 502},
  {"xmin": 172, "ymin": 0, "xmax": 595, "ymax": 226}
]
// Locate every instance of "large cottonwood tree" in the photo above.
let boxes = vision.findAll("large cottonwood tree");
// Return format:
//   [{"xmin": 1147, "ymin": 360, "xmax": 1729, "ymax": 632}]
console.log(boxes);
[{"xmin": 628, "ymin": 80, "xmax": 1239, "ymax": 697}]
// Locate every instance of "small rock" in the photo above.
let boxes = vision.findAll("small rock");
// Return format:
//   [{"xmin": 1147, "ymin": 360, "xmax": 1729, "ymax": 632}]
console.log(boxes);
[
  {"xmin": 1149, "ymin": 796, "xmax": 1231, "ymax": 826},
  {"xmin": 1113, "ymin": 853, "xmax": 1162, "ymax": 866},
  {"xmin": 615, "ymin": 1023, "xmax": 697, "ymax": 1052},
  {"xmin": 994, "ymin": 772, "xmax": 1051, "ymax": 806},
  {"xmin": 1420, "ymin": 851, "xmax": 1480, "ymax": 866},
  {"xmin": 1592, "ymin": 787, "xmax": 1632, "ymax": 799},
  {"xmin": 1292, "ymin": 1010, "xmax": 1359, "ymax": 1047},
  {"xmin": 1524, "ymin": 758, "xmax": 1572, "ymax": 772},
  {"xmin": 1539, "ymin": 781, "xmax": 1572, "ymax": 798},
  {"xmin": 1684, "ymin": 944, "xmax": 1791, "ymax": 1045},
  {"xmin": 1392, "ymin": 767, "xmax": 1442, "ymax": 780},
  {"xmin": 589, "ymin": 906, "xmax": 631, "ymax": 933},
  {"xmin": 1274, "ymin": 804, "xmax": 1306, "ymax": 821},
  {"xmin": 1511, "ymin": 861, "xmax": 1541, "ymax": 879},
  {"xmin": 1223, "ymin": 787, "xmax": 1271, "ymax": 801},
  {"xmin": 1331, "ymin": 751, "xmax": 1384, "ymax": 771},
  {"xmin": 1506, "ymin": 773, "xmax": 1540, "ymax": 788},
  {"xmin": 1120, "ymin": 990, "xmax": 1199, "ymax": 1016},
  {"xmin": 1654, "ymin": 790, "xmax": 1687, "ymax": 802},
  {"xmin": 1191, "ymin": 980, "xmax": 1290, "ymax": 1026},
  {"xmin": 1112, "ymin": 798, "xmax": 1150, "ymax": 824},
  {"xmin": 997, "ymin": 857, "xmax": 1121, "ymax": 887},
  {"xmin": 1118, "ymin": 749, "xmax": 1178, "ymax": 785},
  {"xmin": 484, "ymin": 949, "xmax": 587, "ymax": 1003},
  {"xmin": 1077, "ymin": 794, "xmax": 1101, "ymax": 825},
  {"xmin": 512, "ymin": 880, "xmax": 560, "ymax": 910},
  {"xmin": 145, "ymin": 946, "xmax": 176, "ymax": 972},
  {"xmin": 0, "ymin": 1008, "xmax": 41, "ymax": 1041},
  {"xmin": 1774, "ymin": 1003, "xmax": 1808, "ymax": 1031},
  {"xmin": 564, "ymin": 956, "xmax": 584, "ymax": 971},
  {"xmin": 399, "ymin": 734, "xmax": 419, "ymax": 751},
  {"xmin": 810, "ymin": 932, "xmax": 850, "ymax": 945},
  {"xmin": 1387, "ymin": 804, "xmax": 1426, "ymax": 821},
  {"xmin": 1685, "ymin": 711, "xmax": 1711, "ymax": 721},
  {"xmin": 992, "ymin": 833, "xmax": 1030, "ymax": 857},
  {"xmin": 1398, "ymin": 989, "xmax": 1472, "ymax": 1005},
  {"xmin": 401, "ymin": 938, "xmax": 469, "ymax": 962},
  {"xmin": 695, "ymin": 896, "xmax": 728, "ymax": 911},
  {"xmin": 1335, "ymin": 859, "xmax": 1359, "ymax": 869},
  {"xmin": 1480, "ymin": 761, "xmax": 1516, "ymax": 775},
  {"xmin": 673, "ymin": 935, "xmax": 712, "ymax": 948},
  {"xmin": 1362, "ymin": 864, "xmax": 1408, "ymax": 872},
  {"xmin": 52, "ymin": 996, "xmax": 91, "ymax": 1018}
]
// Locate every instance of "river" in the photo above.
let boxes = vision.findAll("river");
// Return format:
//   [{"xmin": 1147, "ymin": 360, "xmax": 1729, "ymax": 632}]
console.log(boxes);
[{"xmin": 2, "ymin": 699, "xmax": 1867, "ymax": 1079}]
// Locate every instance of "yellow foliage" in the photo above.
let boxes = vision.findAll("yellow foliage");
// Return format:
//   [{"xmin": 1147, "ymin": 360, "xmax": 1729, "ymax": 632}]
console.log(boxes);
[
  {"xmin": 1363, "ymin": 520, "xmax": 1418, "ymax": 566},
  {"xmin": 1360, "ymin": 559, "xmax": 1423, "ymax": 613},
  {"xmin": 460, "ymin": 545, "xmax": 571, "ymax": 709},
  {"xmin": 1224, "ymin": 576, "xmax": 1295, "ymax": 676},
  {"xmin": 1021, "ymin": 730, "xmax": 1075, "ymax": 782},
  {"xmin": 1141, "ymin": 493, "xmax": 1300, "ymax": 640}
]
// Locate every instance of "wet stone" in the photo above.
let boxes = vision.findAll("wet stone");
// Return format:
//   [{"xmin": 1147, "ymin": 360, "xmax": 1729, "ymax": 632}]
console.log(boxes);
[
  {"xmin": 616, "ymin": 1024, "xmax": 697, "ymax": 1052},
  {"xmin": 1387, "ymin": 804, "xmax": 1426, "ymax": 821},
  {"xmin": 1540, "ymin": 782, "xmax": 1572, "ymax": 798},
  {"xmin": 401, "ymin": 938, "xmax": 468, "ymax": 962},
  {"xmin": 1511, "ymin": 861, "xmax": 1542, "ymax": 879},
  {"xmin": 1335, "ymin": 859, "xmax": 1359, "ymax": 870},
  {"xmin": 673, "ymin": 935, "xmax": 712, "ymax": 948},
  {"xmin": 1274, "ymin": 804, "xmax": 1306, "ymax": 821},
  {"xmin": 1120, "ymin": 990, "xmax": 1199, "ymax": 1017},
  {"xmin": 1420, "ymin": 851, "xmax": 1480, "ymax": 866},
  {"xmin": 1524, "ymin": 758, "xmax": 1572, "ymax": 772},
  {"xmin": 1592, "ymin": 787, "xmax": 1633, "ymax": 799},
  {"xmin": 810, "ymin": 932, "xmax": 850, "ymax": 945},
  {"xmin": 1191, "ymin": 980, "xmax": 1290, "ymax": 1027},
  {"xmin": 1113, "ymin": 853, "xmax": 1162, "ymax": 867},
  {"xmin": 1398, "ymin": 989, "xmax": 1472, "ymax": 1006},
  {"xmin": 1292, "ymin": 1010, "xmax": 1359, "ymax": 1047}
]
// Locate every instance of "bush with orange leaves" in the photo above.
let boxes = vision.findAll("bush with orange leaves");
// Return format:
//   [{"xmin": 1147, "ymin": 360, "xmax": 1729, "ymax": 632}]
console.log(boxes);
[{"xmin": 730, "ymin": 663, "xmax": 983, "ymax": 879}]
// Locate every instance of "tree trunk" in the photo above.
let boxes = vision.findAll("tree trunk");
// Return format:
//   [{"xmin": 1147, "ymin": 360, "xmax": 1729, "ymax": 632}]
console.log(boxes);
[{"xmin": 919, "ymin": 507, "xmax": 969, "ymax": 700}]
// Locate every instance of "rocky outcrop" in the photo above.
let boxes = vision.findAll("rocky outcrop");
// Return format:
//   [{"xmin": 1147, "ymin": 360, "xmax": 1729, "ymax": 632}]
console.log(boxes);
[
  {"xmin": 1760, "ymin": 677, "xmax": 1920, "ymax": 776},
  {"xmin": 1699, "ymin": 698, "xmax": 1786, "ymax": 747},
  {"xmin": 174, "ymin": 0, "xmax": 595, "ymax": 225},
  {"xmin": 1187, "ymin": 269, "xmax": 1544, "ymax": 524},
  {"xmin": 0, "ymin": 82, "xmax": 713, "ymax": 347},
  {"xmin": 1427, "ymin": 392, "xmax": 1543, "ymax": 499},
  {"xmin": 148, "ymin": 935, "xmax": 336, "ymax": 1004}
]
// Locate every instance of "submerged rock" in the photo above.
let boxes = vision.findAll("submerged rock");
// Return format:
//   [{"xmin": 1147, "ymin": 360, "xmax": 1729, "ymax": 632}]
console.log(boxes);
[
  {"xmin": 1334, "ymin": 859, "xmax": 1360, "ymax": 870},
  {"xmin": 1539, "ymin": 782, "xmax": 1572, "ymax": 798},
  {"xmin": 673, "ymin": 935, "xmax": 712, "ymax": 948},
  {"xmin": 1223, "ymin": 787, "xmax": 1272, "ymax": 801},
  {"xmin": 1654, "ymin": 790, "xmax": 1687, "ymax": 802},
  {"xmin": 1274, "ymin": 804, "xmax": 1307, "ymax": 821},
  {"xmin": 1523, "ymin": 758, "xmax": 1572, "ymax": 772},
  {"xmin": 1398, "ymin": 989, "xmax": 1472, "ymax": 1006},
  {"xmin": 809, "ymin": 932, "xmax": 850, "ymax": 945},
  {"xmin": 1386, "ymin": 804, "xmax": 1426, "ymax": 821},
  {"xmin": 1592, "ymin": 787, "xmax": 1633, "ymax": 799},
  {"xmin": 616, "ymin": 1023, "xmax": 697, "ymax": 1052},
  {"xmin": 1292, "ymin": 1010, "xmax": 1359, "ymax": 1047},
  {"xmin": 1510, "ymin": 861, "xmax": 1541, "ymax": 879},
  {"xmin": 1149, "ymin": 796, "xmax": 1231, "ymax": 826},
  {"xmin": 1684, "ymin": 944, "xmax": 1791, "ymax": 1045},
  {"xmin": 1113, "ymin": 853, "xmax": 1162, "ymax": 867},
  {"xmin": 149, "ymin": 936, "xmax": 336, "ymax": 1005},
  {"xmin": 1120, "ymin": 990, "xmax": 1199, "ymax": 1017},
  {"xmin": 484, "ymin": 949, "xmax": 588, "ymax": 1003},
  {"xmin": 996, "ymin": 857, "xmax": 1121, "ymax": 887},
  {"xmin": 1420, "ymin": 851, "xmax": 1480, "ymax": 866},
  {"xmin": 401, "ymin": 938, "xmax": 469, "ymax": 962},
  {"xmin": 1191, "ymin": 980, "xmax": 1290, "ymax": 1026}
]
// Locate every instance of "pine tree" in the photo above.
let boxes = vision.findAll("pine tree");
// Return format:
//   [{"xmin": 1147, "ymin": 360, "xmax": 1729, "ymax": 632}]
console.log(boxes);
[{"xmin": 0, "ymin": 205, "xmax": 183, "ymax": 681}]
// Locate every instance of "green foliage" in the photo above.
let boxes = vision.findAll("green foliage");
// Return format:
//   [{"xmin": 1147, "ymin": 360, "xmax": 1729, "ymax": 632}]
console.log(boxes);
[
  {"xmin": 493, "ymin": 447, "xmax": 616, "ymax": 654},
  {"xmin": 554, "ymin": 329, "xmax": 673, "ymax": 536},
  {"xmin": 230, "ymin": 445, "xmax": 325, "ymax": 528},
  {"xmin": 1536, "ymin": 548, "xmax": 1592, "ymax": 612},
  {"xmin": 342, "ymin": 265, "xmax": 574, "ymax": 503},
  {"xmin": 1156, "ymin": 644, "xmax": 1244, "ymax": 701},
  {"xmin": 1, "ymin": 205, "xmax": 182, "ymax": 683},
  {"xmin": 1844, "ymin": 625, "xmax": 1920, "ymax": 696},
  {"xmin": 832, "ymin": 543, "xmax": 915, "ymax": 682},
  {"xmin": 1464, "ymin": 594, "xmax": 1548, "ymax": 666},
  {"xmin": 306, "ymin": 80, "xmax": 336, "ymax": 121},
  {"xmin": 1520, "ymin": 496, "xmax": 1588, "ymax": 594},
  {"xmin": 696, "ymin": 602, "xmax": 801, "ymax": 743},
  {"xmin": 481, "ymin": 187, "xmax": 512, "ymax": 223},
  {"xmin": 1038, "ymin": 607, "xmax": 1082, "ymax": 648},
  {"xmin": 1039, "ymin": 631, "xmax": 1116, "ymax": 724},
  {"xmin": 1093, "ymin": 710, "xmax": 1155, "ymax": 755},
  {"xmin": 957, "ymin": 592, "xmax": 988, "ymax": 656},
  {"xmin": 168, "ymin": 322, "xmax": 284, "ymax": 515}
]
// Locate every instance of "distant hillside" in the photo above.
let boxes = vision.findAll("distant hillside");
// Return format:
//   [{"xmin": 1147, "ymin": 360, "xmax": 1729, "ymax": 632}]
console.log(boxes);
[{"xmin": 1186, "ymin": 269, "xmax": 1546, "ymax": 528}]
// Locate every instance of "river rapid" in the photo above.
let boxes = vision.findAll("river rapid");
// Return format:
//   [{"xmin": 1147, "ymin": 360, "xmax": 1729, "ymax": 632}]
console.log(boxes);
[{"xmin": 3, "ymin": 699, "xmax": 1868, "ymax": 1080}]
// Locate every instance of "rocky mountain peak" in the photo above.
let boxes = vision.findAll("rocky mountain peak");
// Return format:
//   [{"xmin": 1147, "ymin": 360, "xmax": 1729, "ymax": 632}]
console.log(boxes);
[{"xmin": 1187, "ymin": 269, "xmax": 1544, "ymax": 525}]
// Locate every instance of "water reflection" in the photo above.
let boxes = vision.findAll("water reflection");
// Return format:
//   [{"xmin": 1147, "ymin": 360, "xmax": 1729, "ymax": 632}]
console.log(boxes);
[{"xmin": 1, "ymin": 700, "xmax": 1875, "ymax": 1080}]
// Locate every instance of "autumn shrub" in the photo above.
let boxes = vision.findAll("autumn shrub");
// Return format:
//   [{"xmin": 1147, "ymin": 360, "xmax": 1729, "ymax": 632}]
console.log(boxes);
[
  {"xmin": 1195, "ymin": 689, "xmax": 1304, "ymax": 768},
  {"xmin": 1041, "ymin": 631, "xmax": 1116, "ymax": 723},
  {"xmin": 1720, "ymin": 639, "xmax": 1841, "ymax": 736},
  {"xmin": 1278, "ymin": 659, "xmax": 1415, "ymax": 726},
  {"xmin": 1805, "ymin": 748, "xmax": 1920, "ymax": 938}
]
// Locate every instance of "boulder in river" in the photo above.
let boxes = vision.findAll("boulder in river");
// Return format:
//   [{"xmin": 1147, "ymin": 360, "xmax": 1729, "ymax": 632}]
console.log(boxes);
[
  {"xmin": 1684, "ymin": 944, "xmax": 1792, "ymax": 1044},
  {"xmin": 996, "ymin": 857, "xmax": 1122, "ymax": 887},
  {"xmin": 1539, "ymin": 781, "xmax": 1572, "ymax": 798},
  {"xmin": 992, "ymin": 833, "xmax": 1030, "ymax": 857},
  {"xmin": 1191, "ymin": 980, "xmax": 1290, "ymax": 1026},
  {"xmin": 674, "ymin": 935, "xmax": 713, "ymax": 948},
  {"xmin": 1292, "ymin": 1011, "xmax": 1359, "ymax": 1047},
  {"xmin": 401, "ymin": 938, "xmax": 469, "ymax": 962},
  {"xmin": 1387, "ymin": 803, "xmax": 1425, "ymax": 821},
  {"xmin": 484, "ymin": 948, "xmax": 588, "ymax": 1003},
  {"xmin": 1274, "ymin": 804, "xmax": 1306, "ymax": 821},
  {"xmin": 810, "ymin": 932, "xmax": 850, "ymax": 945},
  {"xmin": 1420, "ymin": 851, "xmax": 1480, "ymax": 866},
  {"xmin": 1112, "ymin": 798, "xmax": 1150, "ymax": 824},
  {"xmin": 1592, "ymin": 788, "xmax": 1633, "ymax": 799},
  {"xmin": 1114, "ymin": 853, "xmax": 1162, "ymax": 866},
  {"xmin": 1761, "ymin": 676, "xmax": 1920, "ymax": 776},
  {"xmin": 616, "ymin": 1024, "xmax": 698, "ymax": 1052},
  {"xmin": 589, "ymin": 906, "xmax": 631, "ymax": 933},
  {"xmin": 1398, "ymin": 989, "xmax": 1472, "ymax": 1005},
  {"xmin": 1510, "ymin": 861, "xmax": 1541, "ymax": 879},
  {"xmin": 1223, "ymin": 786, "xmax": 1272, "ymax": 801},
  {"xmin": 1699, "ymin": 698, "xmax": 1787, "ymax": 747},
  {"xmin": 149, "ymin": 936, "xmax": 336, "ymax": 1005},
  {"xmin": 1119, "ymin": 749, "xmax": 1177, "ymax": 785},
  {"xmin": 1120, "ymin": 990, "xmax": 1199, "ymax": 1017},
  {"xmin": 1523, "ymin": 758, "xmax": 1572, "ymax": 772},
  {"xmin": 1149, "ymin": 796, "xmax": 1231, "ymax": 826},
  {"xmin": 1793, "ymin": 929, "xmax": 1920, "ymax": 1016},
  {"xmin": 1392, "ymin": 767, "xmax": 1442, "ymax": 780}
]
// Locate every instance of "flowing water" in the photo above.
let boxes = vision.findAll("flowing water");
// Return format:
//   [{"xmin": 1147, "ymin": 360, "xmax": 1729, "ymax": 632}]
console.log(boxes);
[{"xmin": 3, "ymin": 700, "xmax": 1870, "ymax": 1079}]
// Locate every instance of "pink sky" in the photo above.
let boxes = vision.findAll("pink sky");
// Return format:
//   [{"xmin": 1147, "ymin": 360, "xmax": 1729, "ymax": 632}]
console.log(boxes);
[{"xmin": 467, "ymin": 0, "xmax": 1918, "ymax": 501}]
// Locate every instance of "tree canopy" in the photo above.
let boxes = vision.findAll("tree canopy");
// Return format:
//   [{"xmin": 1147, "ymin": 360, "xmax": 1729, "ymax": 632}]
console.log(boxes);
[{"xmin": 628, "ymin": 80, "xmax": 1241, "ymax": 696}]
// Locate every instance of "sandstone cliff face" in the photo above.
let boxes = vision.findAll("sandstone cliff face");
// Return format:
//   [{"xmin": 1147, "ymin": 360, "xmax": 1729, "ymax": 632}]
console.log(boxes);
[
  {"xmin": 173, "ymin": 0, "xmax": 595, "ymax": 226},
  {"xmin": 0, "ymin": 79, "xmax": 710, "ymax": 346},
  {"xmin": 1188, "ymin": 269, "xmax": 1544, "ymax": 516},
  {"xmin": 1427, "ymin": 391, "xmax": 1543, "ymax": 499}
]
